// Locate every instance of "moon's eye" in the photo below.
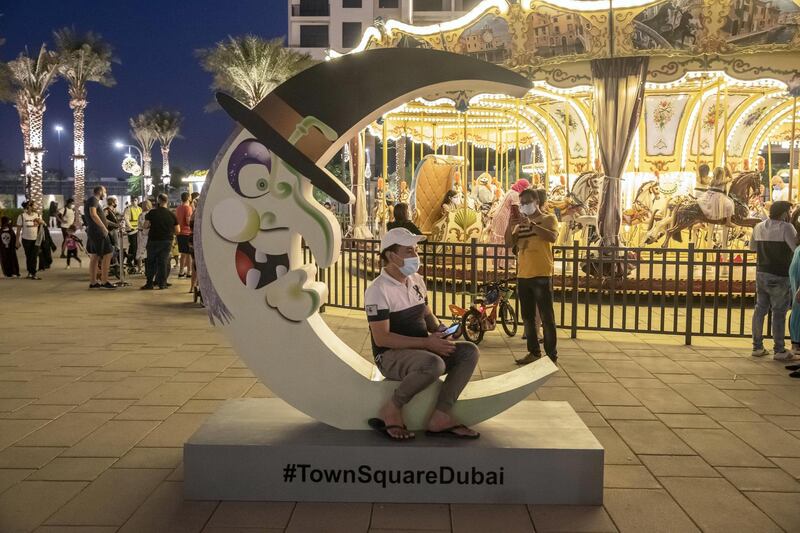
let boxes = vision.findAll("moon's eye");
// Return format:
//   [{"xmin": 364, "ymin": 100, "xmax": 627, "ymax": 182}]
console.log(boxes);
[
  {"xmin": 228, "ymin": 139, "xmax": 272, "ymax": 198},
  {"xmin": 236, "ymin": 166, "xmax": 271, "ymax": 198}
]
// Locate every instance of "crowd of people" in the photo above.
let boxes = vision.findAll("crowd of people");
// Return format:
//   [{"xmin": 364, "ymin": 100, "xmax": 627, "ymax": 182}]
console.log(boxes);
[{"xmin": 1, "ymin": 187, "xmax": 200, "ymax": 298}]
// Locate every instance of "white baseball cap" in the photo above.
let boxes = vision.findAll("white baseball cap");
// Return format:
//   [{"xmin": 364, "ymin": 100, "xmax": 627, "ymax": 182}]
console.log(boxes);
[{"xmin": 380, "ymin": 227, "xmax": 426, "ymax": 252}]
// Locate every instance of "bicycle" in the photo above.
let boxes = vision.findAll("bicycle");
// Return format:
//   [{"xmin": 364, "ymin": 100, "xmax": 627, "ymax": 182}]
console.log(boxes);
[{"xmin": 448, "ymin": 278, "xmax": 518, "ymax": 344}]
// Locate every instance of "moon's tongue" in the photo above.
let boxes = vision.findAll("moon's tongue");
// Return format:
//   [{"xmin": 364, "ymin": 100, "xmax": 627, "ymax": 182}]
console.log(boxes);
[{"xmin": 235, "ymin": 242, "xmax": 290, "ymax": 290}]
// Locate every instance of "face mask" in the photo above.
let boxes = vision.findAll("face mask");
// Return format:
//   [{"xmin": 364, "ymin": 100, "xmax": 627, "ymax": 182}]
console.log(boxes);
[
  {"xmin": 398, "ymin": 256, "xmax": 420, "ymax": 277},
  {"xmin": 520, "ymin": 203, "xmax": 537, "ymax": 216}
]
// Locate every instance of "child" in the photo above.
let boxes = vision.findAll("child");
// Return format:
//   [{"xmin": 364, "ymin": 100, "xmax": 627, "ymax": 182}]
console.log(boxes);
[
  {"xmin": 0, "ymin": 216, "xmax": 21, "ymax": 277},
  {"xmin": 64, "ymin": 225, "xmax": 84, "ymax": 269}
]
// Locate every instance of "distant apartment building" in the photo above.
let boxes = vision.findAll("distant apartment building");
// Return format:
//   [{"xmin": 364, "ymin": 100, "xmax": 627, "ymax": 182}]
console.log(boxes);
[
  {"xmin": 287, "ymin": 0, "xmax": 484, "ymax": 59},
  {"xmin": 728, "ymin": 0, "xmax": 782, "ymax": 36}
]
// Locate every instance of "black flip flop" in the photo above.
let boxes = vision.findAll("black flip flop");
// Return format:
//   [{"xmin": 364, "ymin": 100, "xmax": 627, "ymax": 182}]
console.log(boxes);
[
  {"xmin": 785, "ymin": 364, "xmax": 800, "ymax": 371},
  {"xmin": 425, "ymin": 424, "xmax": 480, "ymax": 440},
  {"xmin": 790, "ymin": 370, "xmax": 800, "ymax": 379},
  {"xmin": 367, "ymin": 418, "xmax": 414, "ymax": 441}
]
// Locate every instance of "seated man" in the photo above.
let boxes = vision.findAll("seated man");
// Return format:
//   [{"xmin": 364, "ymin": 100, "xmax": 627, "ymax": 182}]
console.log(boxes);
[{"xmin": 365, "ymin": 228, "xmax": 480, "ymax": 441}]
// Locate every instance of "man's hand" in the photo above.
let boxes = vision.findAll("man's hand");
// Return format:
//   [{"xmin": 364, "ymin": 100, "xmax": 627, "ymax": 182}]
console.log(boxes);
[{"xmin": 425, "ymin": 332, "xmax": 456, "ymax": 357}]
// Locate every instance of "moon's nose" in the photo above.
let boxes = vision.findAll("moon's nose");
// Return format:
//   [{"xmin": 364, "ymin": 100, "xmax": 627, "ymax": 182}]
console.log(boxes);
[{"xmin": 211, "ymin": 198, "xmax": 260, "ymax": 243}]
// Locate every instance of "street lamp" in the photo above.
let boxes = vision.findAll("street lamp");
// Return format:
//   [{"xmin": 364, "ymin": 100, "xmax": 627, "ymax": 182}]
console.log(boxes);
[
  {"xmin": 114, "ymin": 141, "xmax": 146, "ymax": 197},
  {"xmin": 54, "ymin": 124, "xmax": 64, "ymax": 175}
]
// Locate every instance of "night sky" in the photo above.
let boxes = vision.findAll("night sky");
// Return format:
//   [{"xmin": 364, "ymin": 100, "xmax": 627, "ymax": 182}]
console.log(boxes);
[{"xmin": 0, "ymin": 0, "xmax": 288, "ymax": 178}]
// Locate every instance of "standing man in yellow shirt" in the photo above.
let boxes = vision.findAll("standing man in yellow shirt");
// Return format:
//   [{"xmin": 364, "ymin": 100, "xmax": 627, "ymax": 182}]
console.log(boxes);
[
  {"xmin": 123, "ymin": 197, "xmax": 143, "ymax": 270},
  {"xmin": 505, "ymin": 188, "xmax": 559, "ymax": 364}
]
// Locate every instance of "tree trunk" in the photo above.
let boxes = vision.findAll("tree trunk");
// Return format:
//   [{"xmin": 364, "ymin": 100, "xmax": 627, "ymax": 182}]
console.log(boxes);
[
  {"xmin": 71, "ymin": 98, "xmax": 87, "ymax": 203},
  {"xmin": 160, "ymin": 145, "xmax": 170, "ymax": 182},
  {"xmin": 15, "ymin": 98, "xmax": 30, "ymax": 182},
  {"xmin": 143, "ymin": 156, "xmax": 153, "ymax": 196},
  {"xmin": 27, "ymin": 103, "xmax": 45, "ymax": 211}
]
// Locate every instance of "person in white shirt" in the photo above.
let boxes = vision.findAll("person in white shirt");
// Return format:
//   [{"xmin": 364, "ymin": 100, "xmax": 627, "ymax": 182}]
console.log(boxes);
[
  {"xmin": 15, "ymin": 201, "xmax": 42, "ymax": 279},
  {"xmin": 58, "ymin": 198, "xmax": 77, "ymax": 258},
  {"xmin": 365, "ymin": 228, "xmax": 480, "ymax": 441}
]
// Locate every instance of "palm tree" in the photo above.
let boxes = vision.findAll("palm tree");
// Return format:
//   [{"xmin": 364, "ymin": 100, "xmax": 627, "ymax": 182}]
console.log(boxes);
[
  {"xmin": 130, "ymin": 113, "xmax": 157, "ymax": 195},
  {"xmin": 149, "ymin": 108, "xmax": 182, "ymax": 181},
  {"xmin": 196, "ymin": 35, "xmax": 314, "ymax": 109},
  {"xmin": 54, "ymin": 27, "xmax": 116, "ymax": 203},
  {"xmin": 9, "ymin": 45, "xmax": 60, "ymax": 211}
]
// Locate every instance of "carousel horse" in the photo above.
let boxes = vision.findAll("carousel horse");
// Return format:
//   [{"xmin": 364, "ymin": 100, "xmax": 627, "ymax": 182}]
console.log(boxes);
[
  {"xmin": 644, "ymin": 171, "xmax": 763, "ymax": 248},
  {"xmin": 373, "ymin": 177, "xmax": 390, "ymax": 237},
  {"xmin": 550, "ymin": 171, "xmax": 602, "ymax": 246},
  {"xmin": 621, "ymin": 180, "xmax": 662, "ymax": 246},
  {"xmin": 398, "ymin": 180, "xmax": 410, "ymax": 206}
]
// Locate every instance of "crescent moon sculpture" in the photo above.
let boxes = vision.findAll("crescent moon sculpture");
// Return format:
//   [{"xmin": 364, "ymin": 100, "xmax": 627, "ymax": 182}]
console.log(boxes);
[{"xmin": 196, "ymin": 48, "xmax": 558, "ymax": 430}]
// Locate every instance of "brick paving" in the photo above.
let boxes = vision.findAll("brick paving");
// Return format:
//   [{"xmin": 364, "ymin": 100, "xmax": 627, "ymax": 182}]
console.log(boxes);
[{"xmin": 0, "ymin": 251, "xmax": 799, "ymax": 532}]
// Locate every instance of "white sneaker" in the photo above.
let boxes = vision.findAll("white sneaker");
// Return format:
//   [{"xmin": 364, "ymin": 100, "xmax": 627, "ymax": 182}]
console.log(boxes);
[
  {"xmin": 65, "ymin": 265, "xmax": 70, "ymax": 270},
  {"xmin": 751, "ymin": 348, "xmax": 769, "ymax": 357},
  {"xmin": 774, "ymin": 351, "xmax": 795, "ymax": 361}
]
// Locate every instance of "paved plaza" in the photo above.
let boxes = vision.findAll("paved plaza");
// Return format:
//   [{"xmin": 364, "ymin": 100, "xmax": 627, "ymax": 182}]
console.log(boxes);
[{"xmin": 1, "ymin": 255, "xmax": 800, "ymax": 532}]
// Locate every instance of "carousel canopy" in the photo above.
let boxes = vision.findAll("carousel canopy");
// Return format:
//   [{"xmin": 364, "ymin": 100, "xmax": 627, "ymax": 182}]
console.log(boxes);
[{"xmin": 339, "ymin": 0, "xmax": 800, "ymax": 201}]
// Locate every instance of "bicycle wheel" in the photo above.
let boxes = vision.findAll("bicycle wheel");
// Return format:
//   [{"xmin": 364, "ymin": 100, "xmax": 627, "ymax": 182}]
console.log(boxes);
[
  {"xmin": 500, "ymin": 301, "xmax": 518, "ymax": 337},
  {"xmin": 461, "ymin": 308, "xmax": 485, "ymax": 344}
]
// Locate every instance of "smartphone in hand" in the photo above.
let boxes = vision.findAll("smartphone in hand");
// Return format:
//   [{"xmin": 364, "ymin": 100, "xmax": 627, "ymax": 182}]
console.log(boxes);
[{"xmin": 442, "ymin": 323, "xmax": 461, "ymax": 338}]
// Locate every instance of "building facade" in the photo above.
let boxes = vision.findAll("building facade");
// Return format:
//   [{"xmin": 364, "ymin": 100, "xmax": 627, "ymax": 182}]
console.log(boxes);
[{"xmin": 287, "ymin": 0, "xmax": 484, "ymax": 59}]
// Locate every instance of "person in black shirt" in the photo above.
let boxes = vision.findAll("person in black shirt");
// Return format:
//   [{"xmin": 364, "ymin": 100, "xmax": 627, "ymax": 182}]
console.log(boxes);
[
  {"xmin": 386, "ymin": 203, "xmax": 423, "ymax": 235},
  {"xmin": 85, "ymin": 186, "xmax": 115, "ymax": 289},
  {"xmin": 141, "ymin": 193, "xmax": 178, "ymax": 290}
]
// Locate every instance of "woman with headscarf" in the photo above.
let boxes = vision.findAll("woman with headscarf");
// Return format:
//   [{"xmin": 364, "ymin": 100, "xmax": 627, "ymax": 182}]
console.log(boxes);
[{"xmin": 487, "ymin": 178, "xmax": 530, "ymax": 247}]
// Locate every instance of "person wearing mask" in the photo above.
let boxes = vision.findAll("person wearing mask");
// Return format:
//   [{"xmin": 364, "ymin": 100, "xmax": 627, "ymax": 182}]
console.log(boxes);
[
  {"xmin": 15, "ymin": 201, "xmax": 42, "ymax": 280},
  {"xmin": 123, "ymin": 197, "xmax": 142, "ymax": 269},
  {"xmin": 365, "ymin": 228, "xmax": 480, "ymax": 441},
  {"xmin": 751, "ymin": 200, "xmax": 797, "ymax": 360},
  {"xmin": 141, "ymin": 193, "xmax": 178, "ymax": 290},
  {"xmin": 175, "ymin": 191, "xmax": 194, "ymax": 278},
  {"xmin": 0, "ymin": 216, "xmax": 20, "ymax": 278},
  {"xmin": 84, "ymin": 186, "xmax": 115, "ymax": 289},
  {"xmin": 58, "ymin": 199, "xmax": 77, "ymax": 258},
  {"xmin": 771, "ymin": 176, "xmax": 789, "ymax": 203},
  {"xmin": 506, "ymin": 188, "xmax": 559, "ymax": 365},
  {"xmin": 387, "ymin": 203, "xmax": 422, "ymax": 235}
]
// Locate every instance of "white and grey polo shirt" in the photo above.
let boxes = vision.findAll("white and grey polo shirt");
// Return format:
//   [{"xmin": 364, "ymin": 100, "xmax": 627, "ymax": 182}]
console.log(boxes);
[{"xmin": 364, "ymin": 269, "xmax": 429, "ymax": 360}]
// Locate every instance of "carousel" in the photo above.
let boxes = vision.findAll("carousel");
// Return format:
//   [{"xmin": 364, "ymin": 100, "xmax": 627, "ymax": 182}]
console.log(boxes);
[
  {"xmin": 318, "ymin": 0, "xmax": 800, "ymax": 296},
  {"xmin": 328, "ymin": 0, "xmax": 800, "ymax": 292}
]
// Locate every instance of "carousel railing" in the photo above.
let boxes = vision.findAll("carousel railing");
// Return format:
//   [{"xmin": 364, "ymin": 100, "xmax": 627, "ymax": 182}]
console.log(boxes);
[{"xmin": 304, "ymin": 238, "xmax": 763, "ymax": 344}]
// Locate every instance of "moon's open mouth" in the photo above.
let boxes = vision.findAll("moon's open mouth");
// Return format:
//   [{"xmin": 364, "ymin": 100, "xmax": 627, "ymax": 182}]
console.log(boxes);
[{"xmin": 235, "ymin": 241, "xmax": 290, "ymax": 289}]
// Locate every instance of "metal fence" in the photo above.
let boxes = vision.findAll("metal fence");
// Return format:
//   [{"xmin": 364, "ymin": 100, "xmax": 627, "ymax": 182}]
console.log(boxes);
[{"xmin": 305, "ymin": 238, "xmax": 762, "ymax": 344}]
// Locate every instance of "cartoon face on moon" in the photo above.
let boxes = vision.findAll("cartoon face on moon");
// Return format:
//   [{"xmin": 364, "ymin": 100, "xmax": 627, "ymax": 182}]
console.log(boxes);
[{"xmin": 209, "ymin": 136, "xmax": 335, "ymax": 322}]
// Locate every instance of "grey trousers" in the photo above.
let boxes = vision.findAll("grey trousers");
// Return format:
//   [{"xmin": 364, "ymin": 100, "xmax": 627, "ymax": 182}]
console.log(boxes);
[
  {"xmin": 376, "ymin": 341, "xmax": 479, "ymax": 412},
  {"xmin": 752, "ymin": 272, "xmax": 792, "ymax": 353}
]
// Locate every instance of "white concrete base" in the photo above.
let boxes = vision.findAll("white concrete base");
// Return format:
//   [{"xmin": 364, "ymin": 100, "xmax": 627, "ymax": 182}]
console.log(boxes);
[{"xmin": 184, "ymin": 398, "xmax": 604, "ymax": 504}]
